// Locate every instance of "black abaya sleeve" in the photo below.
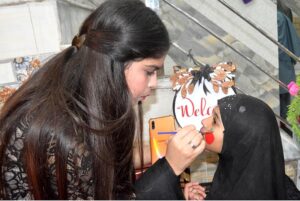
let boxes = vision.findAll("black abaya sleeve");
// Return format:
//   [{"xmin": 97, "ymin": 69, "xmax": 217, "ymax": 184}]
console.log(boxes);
[
  {"xmin": 285, "ymin": 174, "xmax": 300, "ymax": 200},
  {"xmin": 134, "ymin": 157, "xmax": 184, "ymax": 200}
]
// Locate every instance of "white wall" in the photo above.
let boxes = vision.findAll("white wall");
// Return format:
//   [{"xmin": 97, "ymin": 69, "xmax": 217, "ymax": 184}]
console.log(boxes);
[{"xmin": 0, "ymin": 0, "xmax": 60, "ymax": 60}]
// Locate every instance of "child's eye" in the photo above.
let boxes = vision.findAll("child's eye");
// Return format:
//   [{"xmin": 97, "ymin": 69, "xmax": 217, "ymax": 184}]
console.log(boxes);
[{"xmin": 213, "ymin": 116, "xmax": 217, "ymax": 124}]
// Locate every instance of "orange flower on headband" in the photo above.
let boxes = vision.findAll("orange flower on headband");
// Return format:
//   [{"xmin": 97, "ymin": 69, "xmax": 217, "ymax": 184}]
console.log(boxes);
[
  {"xmin": 30, "ymin": 59, "xmax": 41, "ymax": 68},
  {"xmin": 170, "ymin": 66, "xmax": 193, "ymax": 98},
  {"xmin": 210, "ymin": 62, "xmax": 236, "ymax": 94},
  {"xmin": 0, "ymin": 87, "xmax": 17, "ymax": 104}
]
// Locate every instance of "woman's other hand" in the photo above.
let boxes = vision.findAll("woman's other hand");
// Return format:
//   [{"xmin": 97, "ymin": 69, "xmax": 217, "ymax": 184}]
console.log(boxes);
[{"xmin": 184, "ymin": 182, "xmax": 206, "ymax": 200}]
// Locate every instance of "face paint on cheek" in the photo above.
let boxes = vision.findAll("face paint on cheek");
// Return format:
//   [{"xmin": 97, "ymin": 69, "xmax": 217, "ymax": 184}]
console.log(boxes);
[{"xmin": 204, "ymin": 132, "xmax": 215, "ymax": 144}]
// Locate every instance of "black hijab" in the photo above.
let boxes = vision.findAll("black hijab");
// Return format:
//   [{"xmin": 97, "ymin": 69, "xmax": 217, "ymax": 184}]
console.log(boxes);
[{"xmin": 206, "ymin": 94, "xmax": 287, "ymax": 200}]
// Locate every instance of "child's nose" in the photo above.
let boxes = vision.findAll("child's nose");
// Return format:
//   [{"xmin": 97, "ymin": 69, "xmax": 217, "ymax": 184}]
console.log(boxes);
[{"xmin": 201, "ymin": 116, "xmax": 211, "ymax": 126}]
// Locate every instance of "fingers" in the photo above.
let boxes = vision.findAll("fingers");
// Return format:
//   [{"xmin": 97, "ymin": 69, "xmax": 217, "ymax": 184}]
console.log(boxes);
[
  {"xmin": 165, "ymin": 125, "xmax": 206, "ymax": 175},
  {"xmin": 176, "ymin": 125, "xmax": 203, "ymax": 147},
  {"xmin": 184, "ymin": 182, "xmax": 198, "ymax": 200},
  {"xmin": 172, "ymin": 124, "xmax": 205, "ymax": 156},
  {"xmin": 184, "ymin": 182, "xmax": 192, "ymax": 200},
  {"xmin": 189, "ymin": 133, "xmax": 204, "ymax": 150},
  {"xmin": 190, "ymin": 184, "xmax": 206, "ymax": 199},
  {"xmin": 193, "ymin": 138, "xmax": 206, "ymax": 154},
  {"xmin": 176, "ymin": 125, "xmax": 197, "ymax": 139},
  {"xmin": 184, "ymin": 182, "xmax": 207, "ymax": 200}
]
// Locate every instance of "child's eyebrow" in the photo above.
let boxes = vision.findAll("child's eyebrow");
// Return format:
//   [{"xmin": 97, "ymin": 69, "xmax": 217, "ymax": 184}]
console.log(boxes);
[{"xmin": 213, "ymin": 107, "xmax": 221, "ymax": 121}]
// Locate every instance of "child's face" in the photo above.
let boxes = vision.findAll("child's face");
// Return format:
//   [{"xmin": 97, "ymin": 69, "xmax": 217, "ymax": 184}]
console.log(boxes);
[
  {"xmin": 200, "ymin": 106, "xmax": 224, "ymax": 153},
  {"xmin": 125, "ymin": 56, "xmax": 165, "ymax": 104}
]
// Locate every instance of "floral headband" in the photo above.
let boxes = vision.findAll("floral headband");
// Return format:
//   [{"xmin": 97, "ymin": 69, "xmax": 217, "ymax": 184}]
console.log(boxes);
[{"xmin": 170, "ymin": 62, "xmax": 236, "ymax": 98}]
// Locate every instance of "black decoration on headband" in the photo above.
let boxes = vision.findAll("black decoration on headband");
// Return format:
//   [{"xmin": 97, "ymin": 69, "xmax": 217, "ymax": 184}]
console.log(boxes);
[
  {"xmin": 186, "ymin": 49, "xmax": 213, "ymax": 95},
  {"xmin": 190, "ymin": 65, "xmax": 213, "ymax": 95}
]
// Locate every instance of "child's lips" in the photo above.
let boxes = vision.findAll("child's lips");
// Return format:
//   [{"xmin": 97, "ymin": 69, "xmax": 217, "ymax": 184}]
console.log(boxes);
[{"xmin": 200, "ymin": 128, "xmax": 207, "ymax": 134}]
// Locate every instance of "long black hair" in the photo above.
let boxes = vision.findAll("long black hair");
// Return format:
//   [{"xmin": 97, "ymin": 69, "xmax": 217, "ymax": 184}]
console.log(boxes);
[{"xmin": 0, "ymin": 0, "xmax": 170, "ymax": 199}]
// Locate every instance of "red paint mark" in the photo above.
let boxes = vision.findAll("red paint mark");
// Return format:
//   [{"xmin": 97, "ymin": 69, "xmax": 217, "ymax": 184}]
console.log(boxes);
[{"xmin": 204, "ymin": 132, "xmax": 215, "ymax": 144}]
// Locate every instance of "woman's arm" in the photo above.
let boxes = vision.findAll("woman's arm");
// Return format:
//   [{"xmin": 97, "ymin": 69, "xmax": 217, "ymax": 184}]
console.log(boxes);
[{"xmin": 134, "ymin": 157, "xmax": 184, "ymax": 200}]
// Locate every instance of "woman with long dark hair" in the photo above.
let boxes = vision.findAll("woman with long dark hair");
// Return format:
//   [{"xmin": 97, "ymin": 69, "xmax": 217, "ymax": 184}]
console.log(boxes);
[{"xmin": 0, "ymin": 0, "xmax": 205, "ymax": 199}]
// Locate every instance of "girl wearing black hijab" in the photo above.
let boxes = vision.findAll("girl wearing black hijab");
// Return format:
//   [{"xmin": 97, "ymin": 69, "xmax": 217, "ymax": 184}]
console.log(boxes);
[{"xmin": 187, "ymin": 94, "xmax": 300, "ymax": 200}]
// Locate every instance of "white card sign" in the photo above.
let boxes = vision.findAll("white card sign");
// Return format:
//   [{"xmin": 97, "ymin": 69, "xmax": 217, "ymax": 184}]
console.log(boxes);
[{"xmin": 171, "ymin": 63, "xmax": 236, "ymax": 131}]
